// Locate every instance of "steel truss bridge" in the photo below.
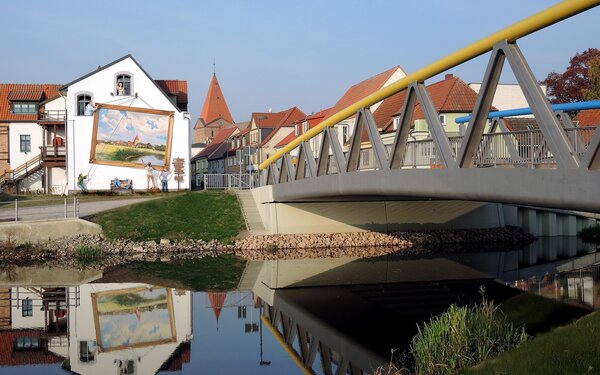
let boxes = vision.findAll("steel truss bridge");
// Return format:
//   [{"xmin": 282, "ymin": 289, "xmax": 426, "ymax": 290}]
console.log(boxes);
[{"xmin": 258, "ymin": 0, "xmax": 600, "ymax": 213}]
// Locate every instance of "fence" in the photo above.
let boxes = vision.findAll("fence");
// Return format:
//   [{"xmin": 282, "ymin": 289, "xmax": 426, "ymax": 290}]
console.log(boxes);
[
  {"xmin": 203, "ymin": 173, "xmax": 258, "ymax": 190},
  {"xmin": 0, "ymin": 197, "xmax": 80, "ymax": 222},
  {"xmin": 350, "ymin": 126, "xmax": 597, "ymax": 170}
]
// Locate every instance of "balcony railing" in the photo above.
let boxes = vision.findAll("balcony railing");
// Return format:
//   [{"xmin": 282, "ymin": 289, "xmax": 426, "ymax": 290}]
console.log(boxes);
[{"xmin": 39, "ymin": 110, "xmax": 66, "ymax": 122}]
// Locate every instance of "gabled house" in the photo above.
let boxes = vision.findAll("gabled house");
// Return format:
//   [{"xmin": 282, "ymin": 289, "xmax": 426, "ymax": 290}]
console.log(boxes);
[
  {"xmin": 373, "ymin": 74, "xmax": 489, "ymax": 140},
  {"xmin": 248, "ymin": 107, "xmax": 305, "ymax": 170},
  {"xmin": 192, "ymin": 72, "xmax": 234, "ymax": 145},
  {"xmin": 274, "ymin": 108, "xmax": 331, "ymax": 163},
  {"xmin": 323, "ymin": 66, "xmax": 406, "ymax": 149},
  {"xmin": 191, "ymin": 125, "xmax": 238, "ymax": 185},
  {"xmin": 339, "ymin": 73, "xmax": 491, "ymax": 170},
  {"xmin": 0, "ymin": 84, "xmax": 63, "ymax": 193},
  {"xmin": 60, "ymin": 54, "xmax": 190, "ymax": 193}
]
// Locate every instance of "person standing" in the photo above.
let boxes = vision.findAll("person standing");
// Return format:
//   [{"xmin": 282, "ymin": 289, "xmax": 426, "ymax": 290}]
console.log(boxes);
[
  {"xmin": 145, "ymin": 162, "xmax": 156, "ymax": 190},
  {"xmin": 160, "ymin": 166, "xmax": 172, "ymax": 192},
  {"xmin": 77, "ymin": 173, "xmax": 88, "ymax": 192}
]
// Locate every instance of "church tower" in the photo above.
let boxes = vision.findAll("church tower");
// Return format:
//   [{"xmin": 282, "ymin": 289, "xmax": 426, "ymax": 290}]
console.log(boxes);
[{"xmin": 193, "ymin": 71, "xmax": 234, "ymax": 144}]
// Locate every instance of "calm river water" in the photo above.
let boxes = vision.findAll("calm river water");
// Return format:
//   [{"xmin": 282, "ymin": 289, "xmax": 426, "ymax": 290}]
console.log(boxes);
[{"xmin": 0, "ymin": 236, "xmax": 598, "ymax": 374}]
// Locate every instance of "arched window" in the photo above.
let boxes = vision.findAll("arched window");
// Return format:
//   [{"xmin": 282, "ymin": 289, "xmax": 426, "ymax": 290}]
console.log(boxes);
[
  {"xmin": 116, "ymin": 74, "xmax": 131, "ymax": 95},
  {"xmin": 77, "ymin": 94, "xmax": 92, "ymax": 116}
]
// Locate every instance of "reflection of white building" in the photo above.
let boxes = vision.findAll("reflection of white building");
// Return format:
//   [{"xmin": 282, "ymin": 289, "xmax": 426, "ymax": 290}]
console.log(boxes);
[
  {"xmin": 61, "ymin": 55, "xmax": 190, "ymax": 193},
  {"xmin": 0, "ymin": 283, "xmax": 192, "ymax": 374},
  {"xmin": 0, "ymin": 287, "xmax": 71, "ymax": 366},
  {"xmin": 66, "ymin": 283, "xmax": 192, "ymax": 375}
]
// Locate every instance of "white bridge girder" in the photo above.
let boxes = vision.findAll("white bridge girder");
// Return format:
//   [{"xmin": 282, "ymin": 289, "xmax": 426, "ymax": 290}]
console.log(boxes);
[{"xmin": 267, "ymin": 168, "xmax": 600, "ymax": 213}]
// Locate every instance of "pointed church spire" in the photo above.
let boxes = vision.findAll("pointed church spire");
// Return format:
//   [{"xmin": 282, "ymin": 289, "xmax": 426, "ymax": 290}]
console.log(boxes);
[{"xmin": 200, "ymin": 72, "xmax": 234, "ymax": 125}]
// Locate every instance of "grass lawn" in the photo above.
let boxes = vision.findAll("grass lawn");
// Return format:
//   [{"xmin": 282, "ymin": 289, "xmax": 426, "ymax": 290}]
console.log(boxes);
[
  {"xmin": 93, "ymin": 191, "xmax": 245, "ymax": 243},
  {"xmin": 461, "ymin": 293, "xmax": 596, "ymax": 375},
  {"xmin": 462, "ymin": 311, "xmax": 600, "ymax": 375},
  {"xmin": 0, "ymin": 191, "xmax": 173, "ymax": 209},
  {"xmin": 105, "ymin": 255, "xmax": 247, "ymax": 291}
]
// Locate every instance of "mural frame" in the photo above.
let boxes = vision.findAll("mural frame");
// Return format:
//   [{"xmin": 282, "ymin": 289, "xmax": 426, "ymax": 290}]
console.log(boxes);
[
  {"xmin": 89, "ymin": 103, "xmax": 174, "ymax": 170},
  {"xmin": 91, "ymin": 286, "xmax": 177, "ymax": 353}
]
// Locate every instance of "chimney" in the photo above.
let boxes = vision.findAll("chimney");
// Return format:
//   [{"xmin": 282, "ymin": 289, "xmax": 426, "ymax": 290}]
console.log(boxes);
[{"xmin": 445, "ymin": 74, "xmax": 454, "ymax": 80}]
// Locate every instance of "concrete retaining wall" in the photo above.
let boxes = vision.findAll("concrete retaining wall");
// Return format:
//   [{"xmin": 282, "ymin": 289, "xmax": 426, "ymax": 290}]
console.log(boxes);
[{"xmin": 0, "ymin": 218, "xmax": 102, "ymax": 244}]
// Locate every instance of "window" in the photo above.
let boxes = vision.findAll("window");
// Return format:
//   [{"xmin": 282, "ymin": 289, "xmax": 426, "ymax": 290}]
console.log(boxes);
[
  {"xmin": 79, "ymin": 340, "xmax": 96, "ymax": 362},
  {"xmin": 393, "ymin": 117, "xmax": 401, "ymax": 130},
  {"xmin": 20, "ymin": 135, "xmax": 31, "ymax": 153},
  {"xmin": 116, "ymin": 74, "xmax": 132, "ymax": 95},
  {"xmin": 439, "ymin": 115, "xmax": 447, "ymax": 126},
  {"xmin": 342, "ymin": 126, "xmax": 349, "ymax": 144},
  {"xmin": 12, "ymin": 102, "xmax": 37, "ymax": 114},
  {"xmin": 302, "ymin": 121, "xmax": 309, "ymax": 134},
  {"xmin": 22, "ymin": 298, "xmax": 33, "ymax": 317},
  {"xmin": 361, "ymin": 150, "xmax": 370, "ymax": 167},
  {"xmin": 77, "ymin": 94, "xmax": 91, "ymax": 116},
  {"xmin": 14, "ymin": 336, "xmax": 41, "ymax": 351},
  {"xmin": 294, "ymin": 124, "xmax": 299, "ymax": 136}
]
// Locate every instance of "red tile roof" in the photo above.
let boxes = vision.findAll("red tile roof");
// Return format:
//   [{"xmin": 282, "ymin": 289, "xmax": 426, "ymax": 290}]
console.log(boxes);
[
  {"xmin": 377, "ymin": 74, "xmax": 486, "ymax": 132},
  {"xmin": 275, "ymin": 108, "xmax": 331, "ymax": 148},
  {"xmin": 155, "ymin": 80, "xmax": 188, "ymax": 111},
  {"xmin": 200, "ymin": 74, "xmax": 234, "ymax": 125},
  {"xmin": 193, "ymin": 126, "xmax": 237, "ymax": 159},
  {"xmin": 324, "ymin": 66, "xmax": 403, "ymax": 122},
  {"xmin": 0, "ymin": 84, "xmax": 61, "ymax": 122},
  {"xmin": 251, "ymin": 106, "xmax": 306, "ymax": 129},
  {"xmin": 577, "ymin": 108, "xmax": 600, "ymax": 126},
  {"xmin": 0, "ymin": 330, "xmax": 64, "ymax": 366}
]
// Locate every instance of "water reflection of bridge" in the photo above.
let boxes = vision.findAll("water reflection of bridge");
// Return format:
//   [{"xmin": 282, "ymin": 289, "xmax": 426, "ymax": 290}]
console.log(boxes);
[{"xmin": 242, "ymin": 238, "xmax": 600, "ymax": 374}]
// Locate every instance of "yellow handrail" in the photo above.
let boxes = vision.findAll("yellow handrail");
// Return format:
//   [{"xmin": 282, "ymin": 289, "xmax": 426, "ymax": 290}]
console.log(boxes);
[{"xmin": 259, "ymin": 0, "xmax": 600, "ymax": 171}]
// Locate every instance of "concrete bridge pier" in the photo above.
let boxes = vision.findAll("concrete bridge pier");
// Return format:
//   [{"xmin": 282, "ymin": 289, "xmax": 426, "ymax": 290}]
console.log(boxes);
[{"xmin": 517, "ymin": 207, "xmax": 597, "ymax": 237}]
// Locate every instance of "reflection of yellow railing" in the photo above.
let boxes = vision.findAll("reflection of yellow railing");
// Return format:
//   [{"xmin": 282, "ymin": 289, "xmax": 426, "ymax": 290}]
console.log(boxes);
[
  {"xmin": 259, "ymin": 0, "xmax": 600, "ymax": 171},
  {"xmin": 261, "ymin": 315, "xmax": 315, "ymax": 375}
]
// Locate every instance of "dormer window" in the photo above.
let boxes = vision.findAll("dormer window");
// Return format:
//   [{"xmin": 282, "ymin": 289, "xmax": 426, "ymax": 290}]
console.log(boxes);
[
  {"xmin": 116, "ymin": 74, "xmax": 131, "ymax": 95},
  {"xmin": 12, "ymin": 102, "xmax": 37, "ymax": 114}
]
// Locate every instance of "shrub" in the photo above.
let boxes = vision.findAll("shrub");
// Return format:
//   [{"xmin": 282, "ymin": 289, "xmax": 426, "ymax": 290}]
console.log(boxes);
[
  {"xmin": 76, "ymin": 244, "xmax": 104, "ymax": 267},
  {"xmin": 410, "ymin": 295, "xmax": 528, "ymax": 375},
  {"xmin": 578, "ymin": 224, "xmax": 600, "ymax": 244}
]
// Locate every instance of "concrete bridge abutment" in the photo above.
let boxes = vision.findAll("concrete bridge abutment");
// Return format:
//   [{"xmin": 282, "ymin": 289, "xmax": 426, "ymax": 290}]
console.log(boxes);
[{"xmin": 248, "ymin": 186, "xmax": 597, "ymax": 236}]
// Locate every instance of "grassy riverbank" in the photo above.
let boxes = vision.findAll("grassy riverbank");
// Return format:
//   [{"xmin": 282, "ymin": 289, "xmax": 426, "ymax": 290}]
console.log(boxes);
[
  {"xmin": 462, "ymin": 311, "xmax": 600, "ymax": 374},
  {"xmin": 92, "ymin": 191, "xmax": 245, "ymax": 243}
]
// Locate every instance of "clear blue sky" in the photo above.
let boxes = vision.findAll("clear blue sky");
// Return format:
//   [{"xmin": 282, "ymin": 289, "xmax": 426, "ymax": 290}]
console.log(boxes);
[{"xmin": 1, "ymin": 1, "xmax": 598, "ymax": 122}]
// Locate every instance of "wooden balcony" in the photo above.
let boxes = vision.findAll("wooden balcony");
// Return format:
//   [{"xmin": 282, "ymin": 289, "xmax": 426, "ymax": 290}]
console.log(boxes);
[
  {"xmin": 38, "ymin": 110, "xmax": 66, "ymax": 124},
  {"xmin": 40, "ymin": 146, "xmax": 66, "ymax": 167}
]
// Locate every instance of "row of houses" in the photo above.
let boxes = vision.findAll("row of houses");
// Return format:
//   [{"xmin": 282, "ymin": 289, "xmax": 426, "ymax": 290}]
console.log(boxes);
[
  {"xmin": 2, "ymin": 56, "xmax": 599, "ymax": 194},
  {"xmin": 191, "ymin": 63, "xmax": 600, "ymax": 185},
  {"xmin": 188, "ymin": 66, "xmax": 552, "ymax": 185}
]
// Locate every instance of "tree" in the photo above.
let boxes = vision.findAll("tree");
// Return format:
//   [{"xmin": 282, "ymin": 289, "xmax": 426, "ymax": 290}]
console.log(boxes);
[
  {"xmin": 582, "ymin": 56, "xmax": 600, "ymax": 100},
  {"xmin": 542, "ymin": 48, "xmax": 600, "ymax": 103}
]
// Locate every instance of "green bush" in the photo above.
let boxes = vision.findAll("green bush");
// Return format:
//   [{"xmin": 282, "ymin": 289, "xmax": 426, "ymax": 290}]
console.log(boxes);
[
  {"xmin": 76, "ymin": 244, "xmax": 104, "ymax": 267},
  {"xmin": 578, "ymin": 224, "xmax": 600, "ymax": 244},
  {"xmin": 411, "ymin": 297, "xmax": 528, "ymax": 375}
]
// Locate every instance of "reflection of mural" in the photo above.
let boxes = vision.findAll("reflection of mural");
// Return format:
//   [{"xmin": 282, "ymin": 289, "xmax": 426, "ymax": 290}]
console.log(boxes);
[
  {"xmin": 91, "ymin": 287, "xmax": 176, "ymax": 352},
  {"xmin": 90, "ymin": 104, "xmax": 174, "ymax": 169}
]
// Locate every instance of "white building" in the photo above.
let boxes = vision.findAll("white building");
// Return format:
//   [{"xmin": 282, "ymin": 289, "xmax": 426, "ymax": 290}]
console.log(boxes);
[
  {"xmin": 60, "ymin": 54, "xmax": 190, "ymax": 193},
  {"xmin": 468, "ymin": 83, "xmax": 547, "ymax": 114}
]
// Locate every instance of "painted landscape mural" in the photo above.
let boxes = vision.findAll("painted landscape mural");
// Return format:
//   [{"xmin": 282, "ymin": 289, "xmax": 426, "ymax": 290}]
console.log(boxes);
[
  {"xmin": 92, "ymin": 287, "xmax": 176, "ymax": 352},
  {"xmin": 90, "ymin": 104, "xmax": 174, "ymax": 168}
]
